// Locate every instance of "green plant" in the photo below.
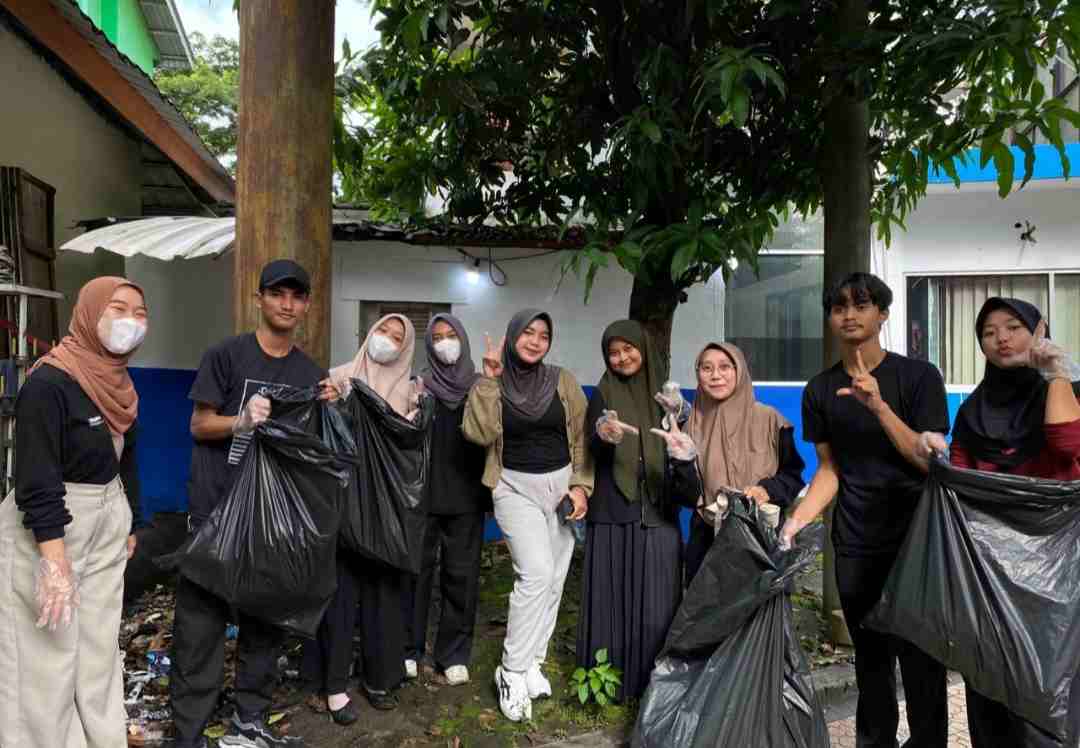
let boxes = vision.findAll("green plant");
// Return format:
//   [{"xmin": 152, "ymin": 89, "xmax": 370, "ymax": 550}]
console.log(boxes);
[{"xmin": 570, "ymin": 648, "xmax": 622, "ymax": 707}]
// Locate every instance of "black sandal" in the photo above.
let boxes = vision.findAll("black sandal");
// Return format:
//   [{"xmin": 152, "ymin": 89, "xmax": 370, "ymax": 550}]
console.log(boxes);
[
  {"xmin": 363, "ymin": 685, "xmax": 398, "ymax": 711},
  {"xmin": 328, "ymin": 698, "xmax": 360, "ymax": 725}
]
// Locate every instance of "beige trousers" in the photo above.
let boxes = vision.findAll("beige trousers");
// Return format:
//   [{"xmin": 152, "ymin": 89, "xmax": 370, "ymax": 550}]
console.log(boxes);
[{"xmin": 0, "ymin": 478, "xmax": 131, "ymax": 748}]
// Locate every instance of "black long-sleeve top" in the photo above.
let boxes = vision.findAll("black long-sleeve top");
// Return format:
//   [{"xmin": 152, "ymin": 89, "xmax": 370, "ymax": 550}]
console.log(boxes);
[
  {"xmin": 584, "ymin": 389, "xmax": 683, "ymax": 528},
  {"xmin": 667, "ymin": 426, "xmax": 807, "ymax": 511},
  {"xmin": 14, "ymin": 364, "xmax": 141, "ymax": 542},
  {"xmin": 428, "ymin": 399, "xmax": 492, "ymax": 515}
]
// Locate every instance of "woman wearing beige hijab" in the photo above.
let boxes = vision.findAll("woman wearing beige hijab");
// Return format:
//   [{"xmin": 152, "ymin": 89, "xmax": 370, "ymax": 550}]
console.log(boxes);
[
  {"xmin": 666, "ymin": 342, "xmax": 806, "ymax": 583},
  {"xmin": 305, "ymin": 313, "xmax": 424, "ymax": 722},
  {"xmin": 0, "ymin": 277, "xmax": 149, "ymax": 747}
]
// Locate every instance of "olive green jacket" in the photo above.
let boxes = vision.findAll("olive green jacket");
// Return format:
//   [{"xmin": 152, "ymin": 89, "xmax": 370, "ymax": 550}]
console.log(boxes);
[{"xmin": 461, "ymin": 368, "xmax": 594, "ymax": 495}]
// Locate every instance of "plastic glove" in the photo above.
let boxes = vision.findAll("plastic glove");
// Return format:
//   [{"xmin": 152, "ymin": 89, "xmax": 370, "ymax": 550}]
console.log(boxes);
[
  {"xmin": 35, "ymin": 556, "xmax": 80, "ymax": 631},
  {"xmin": 778, "ymin": 516, "xmax": 805, "ymax": 551},
  {"xmin": 1029, "ymin": 338, "xmax": 1080, "ymax": 382},
  {"xmin": 233, "ymin": 394, "xmax": 271, "ymax": 434},
  {"xmin": 596, "ymin": 410, "xmax": 626, "ymax": 445},
  {"xmin": 654, "ymin": 381, "xmax": 685, "ymax": 429},
  {"xmin": 917, "ymin": 431, "xmax": 949, "ymax": 460},
  {"xmin": 650, "ymin": 418, "xmax": 698, "ymax": 461}
]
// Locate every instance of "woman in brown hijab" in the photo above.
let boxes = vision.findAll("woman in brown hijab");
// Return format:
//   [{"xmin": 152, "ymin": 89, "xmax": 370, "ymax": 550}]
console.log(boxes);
[
  {"xmin": 677, "ymin": 342, "xmax": 806, "ymax": 583},
  {"xmin": 0, "ymin": 277, "xmax": 149, "ymax": 747}
]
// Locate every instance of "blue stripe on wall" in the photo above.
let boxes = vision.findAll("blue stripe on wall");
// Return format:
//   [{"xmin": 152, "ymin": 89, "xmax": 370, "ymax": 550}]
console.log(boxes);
[
  {"xmin": 928, "ymin": 143, "xmax": 1080, "ymax": 184},
  {"xmin": 129, "ymin": 369, "xmax": 970, "ymax": 538}
]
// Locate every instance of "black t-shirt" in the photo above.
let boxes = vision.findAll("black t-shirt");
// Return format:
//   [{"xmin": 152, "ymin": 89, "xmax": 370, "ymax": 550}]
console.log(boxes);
[
  {"xmin": 14, "ymin": 364, "xmax": 141, "ymax": 542},
  {"xmin": 187, "ymin": 333, "xmax": 325, "ymax": 524},
  {"xmin": 502, "ymin": 395, "xmax": 571, "ymax": 474},
  {"xmin": 428, "ymin": 399, "xmax": 492, "ymax": 514},
  {"xmin": 802, "ymin": 352, "xmax": 948, "ymax": 556}
]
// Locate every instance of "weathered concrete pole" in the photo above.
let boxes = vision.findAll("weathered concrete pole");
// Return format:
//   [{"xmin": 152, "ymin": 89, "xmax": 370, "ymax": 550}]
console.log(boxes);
[{"xmin": 235, "ymin": 0, "xmax": 335, "ymax": 366}]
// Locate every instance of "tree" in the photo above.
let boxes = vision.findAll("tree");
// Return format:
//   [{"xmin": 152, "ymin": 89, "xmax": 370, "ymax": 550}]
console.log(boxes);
[
  {"xmin": 334, "ymin": 0, "xmax": 1079, "ymax": 363},
  {"xmin": 156, "ymin": 32, "xmax": 240, "ymax": 165}
]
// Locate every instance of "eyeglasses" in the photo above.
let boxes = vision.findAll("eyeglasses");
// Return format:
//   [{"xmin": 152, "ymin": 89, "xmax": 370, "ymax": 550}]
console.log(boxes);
[{"xmin": 699, "ymin": 363, "xmax": 735, "ymax": 377}]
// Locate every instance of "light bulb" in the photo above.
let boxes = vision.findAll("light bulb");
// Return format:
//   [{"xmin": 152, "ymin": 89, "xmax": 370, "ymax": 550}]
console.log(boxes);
[{"xmin": 466, "ymin": 259, "xmax": 481, "ymax": 285}]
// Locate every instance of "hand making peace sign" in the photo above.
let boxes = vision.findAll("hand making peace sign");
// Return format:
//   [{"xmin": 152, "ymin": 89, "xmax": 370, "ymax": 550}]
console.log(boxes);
[
  {"xmin": 482, "ymin": 333, "xmax": 506, "ymax": 378},
  {"xmin": 837, "ymin": 347, "xmax": 884, "ymax": 415},
  {"xmin": 649, "ymin": 416, "xmax": 697, "ymax": 462}
]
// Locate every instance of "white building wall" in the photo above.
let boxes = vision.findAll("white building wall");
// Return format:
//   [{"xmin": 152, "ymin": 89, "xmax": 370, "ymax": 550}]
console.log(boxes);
[
  {"xmin": 882, "ymin": 181, "xmax": 1080, "ymax": 355},
  {"xmin": 0, "ymin": 20, "xmax": 143, "ymax": 327},
  {"xmin": 331, "ymin": 241, "xmax": 723, "ymax": 387}
]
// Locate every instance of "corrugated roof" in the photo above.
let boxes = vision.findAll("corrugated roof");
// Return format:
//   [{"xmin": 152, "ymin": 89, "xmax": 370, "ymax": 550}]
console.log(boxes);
[{"xmin": 139, "ymin": 0, "xmax": 194, "ymax": 70}]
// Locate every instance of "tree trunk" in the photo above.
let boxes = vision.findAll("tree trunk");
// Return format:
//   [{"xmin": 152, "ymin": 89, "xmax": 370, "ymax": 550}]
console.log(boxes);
[
  {"xmin": 629, "ymin": 273, "xmax": 680, "ymax": 373},
  {"xmin": 235, "ymin": 0, "xmax": 335, "ymax": 367},
  {"xmin": 819, "ymin": 0, "xmax": 872, "ymax": 647}
]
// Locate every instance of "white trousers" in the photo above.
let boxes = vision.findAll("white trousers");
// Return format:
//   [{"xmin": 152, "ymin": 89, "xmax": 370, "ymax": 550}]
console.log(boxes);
[
  {"xmin": 0, "ymin": 479, "xmax": 131, "ymax": 748},
  {"xmin": 493, "ymin": 465, "xmax": 574, "ymax": 673}
]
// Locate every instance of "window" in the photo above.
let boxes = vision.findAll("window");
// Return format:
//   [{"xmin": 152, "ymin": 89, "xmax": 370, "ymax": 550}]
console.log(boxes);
[
  {"xmin": 358, "ymin": 301, "xmax": 451, "ymax": 372},
  {"xmin": 907, "ymin": 273, "xmax": 1080, "ymax": 386},
  {"xmin": 724, "ymin": 254, "xmax": 824, "ymax": 381}
]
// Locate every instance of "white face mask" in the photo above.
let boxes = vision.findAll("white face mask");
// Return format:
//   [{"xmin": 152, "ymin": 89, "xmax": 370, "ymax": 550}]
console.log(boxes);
[
  {"xmin": 97, "ymin": 316, "xmax": 147, "ymax": 355},
  {"xmin": 433, "ymin": 338, "xmax": 462, "ymax": 365},
  {"xmin": 367, "ymin": 333, "xmax": 401, "ymax": 364}
]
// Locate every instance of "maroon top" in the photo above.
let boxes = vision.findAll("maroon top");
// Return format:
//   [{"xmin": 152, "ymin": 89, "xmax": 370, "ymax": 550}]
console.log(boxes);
[{"xmin": 951, "ymin": 417, "xmax": 1080, "ymax": 481}]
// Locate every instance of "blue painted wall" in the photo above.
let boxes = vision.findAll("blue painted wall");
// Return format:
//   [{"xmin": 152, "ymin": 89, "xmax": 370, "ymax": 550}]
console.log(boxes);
[
  {"xmin": 928, "ymin": 143, "xmax": 1080, "ymax": 184},
  {"xmin": 129, "ymin": 368, "xmax": 970, "ymax": 540}
]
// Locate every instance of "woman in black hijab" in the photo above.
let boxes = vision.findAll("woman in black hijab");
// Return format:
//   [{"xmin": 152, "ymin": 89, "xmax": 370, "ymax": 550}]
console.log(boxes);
[
  {"xmin": 920, "ymin": 296, "xmax": 1080, "ymax": 747},
  {"xmin": 575, "ymin": 320, "xmax": 684, "ymax": 700},
  {"xmin": 403, "ymin": 314, "xmax": 490, "ymax": 687},
  {"xmin": 462, "ymin": 309, "xmax": 593, "ymax": 723}
]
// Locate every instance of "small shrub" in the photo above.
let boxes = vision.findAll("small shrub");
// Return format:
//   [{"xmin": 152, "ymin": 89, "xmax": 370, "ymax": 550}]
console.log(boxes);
[{"xmin": 569, "ymin": 648, "xmax": 622, "ymax": 707}]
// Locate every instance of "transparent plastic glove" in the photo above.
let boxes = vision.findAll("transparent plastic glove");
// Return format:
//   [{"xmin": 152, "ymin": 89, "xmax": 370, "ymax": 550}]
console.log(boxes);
[
  {"xmin": 596, "ymin": 410, "xmax": 625, "ymax": 445},
  {"xmin": 654, "ymin": 381, "xmax": 685, "ymax": 429},
  {"xmin": 650, "ymin": 418, "xmax": 698, "ymax": 461},
  {"xmin": 233, "ymin": 394, "xmax": 270, "ymax": 434},
  {"xmin": 917, "ymin": 431, "xmax": 949, "ymax": 461},
  {"xmin": 35, "ymin": 556, "xmax": 80, "ymax": 631},
  {"xmin": 1029, "ymin": 338, "xmax": 1080, "ymax": 382},
  {"xmin": 778, "ymin": 516, "xmax": 805, "ymax": 551}
]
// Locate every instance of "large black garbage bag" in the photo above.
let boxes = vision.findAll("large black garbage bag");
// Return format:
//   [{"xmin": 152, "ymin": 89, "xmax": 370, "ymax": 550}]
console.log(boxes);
[
  {"xmin": 336, "ymin": 379, "xmax": 434, "ymax": 573},
  {"xmin": 864, "ymin": 457, "xmax": 1080, "ymax": 741},
  {"xmin": 160, "ymin": 421, "xmax": 348, "ymax": 638},
  {"xmin": 633, "ymin": 498, "xmax": 830, "ymax": 748}
]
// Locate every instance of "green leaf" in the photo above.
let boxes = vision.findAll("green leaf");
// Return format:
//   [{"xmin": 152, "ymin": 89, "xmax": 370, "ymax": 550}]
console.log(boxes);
[
  {"xmin": 595, "ymin": 649, "xmax": 608, "ymax": 665},
  {"xmin": 590, "ymin": 675, "xmax": 602, "ymax": 693},
  {"xmin": 596, "ymin": 692, "xmax": 609, "ymax": 706},
  {"xmin": 1030, "ymin": 79, "xmax": 1045, "ymax": 106},
  {"xmin": 640, "ymin": 120, "xmax": 662, "ymax": 144},
  {"xmin": 730, "ymin": 89, "xmax": 749, "ymax": 128},
  {"xmin": 670, "ymin": 239, "xmax": 699, "ymax": 282},
  {"xmin": 605, "ymin": 680, "xmax": 618, "ymax": 698},
  {"xmin": 992, "ymin": 144, "xmax": 1015, "ymax": 198},
  {"xmin": 578, "ymin": 684, "xmax": 589, "ymax": 704},
  {"xmin": 572, "ymin": 667, "xmax": 587, "ymax": 683},
  {"xmin": 1013, "ymin": 131, "xmax": 1036, "ymax": 189},
  {"xmin": 595, "ymin": 663, "xmax": 611, "ymax": 675}
]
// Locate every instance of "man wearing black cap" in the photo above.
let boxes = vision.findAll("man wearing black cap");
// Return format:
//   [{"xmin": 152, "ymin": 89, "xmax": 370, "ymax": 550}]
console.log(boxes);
[{"xmin": 170, "ymin": 260, "xmax": 325, "ymax": 748}]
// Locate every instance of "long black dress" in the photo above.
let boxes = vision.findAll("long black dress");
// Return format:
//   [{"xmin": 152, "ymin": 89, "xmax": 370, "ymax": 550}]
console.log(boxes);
[{"xmin": 575, "ymin": 390, "xmax": 691, "ymax": 701}]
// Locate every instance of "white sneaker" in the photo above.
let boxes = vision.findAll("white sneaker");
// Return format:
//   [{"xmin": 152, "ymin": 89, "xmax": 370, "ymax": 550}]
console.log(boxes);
[
  {"xmin": 404, "ymin": 659, "xmax": 418, "ymax": 679},
  {"xmin": 494, "ymin": 666, "xmax": 532, "ymax": 722},
  {"xmin": 525, "ymin": 663, "xmax": 552, "ymax": 699},
  {"xmin": 444, "ymin": 665, "xmax": 470, "ymax": 686}
]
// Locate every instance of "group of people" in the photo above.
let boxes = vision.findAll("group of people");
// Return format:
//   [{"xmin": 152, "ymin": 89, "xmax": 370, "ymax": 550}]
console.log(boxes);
[{"xmin": 0, "ymin": 260, "xmax": 1077, "ymax": 748}]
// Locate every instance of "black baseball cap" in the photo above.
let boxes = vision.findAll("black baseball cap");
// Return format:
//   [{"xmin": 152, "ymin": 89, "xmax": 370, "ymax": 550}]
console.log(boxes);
[{"xmin": 259, "ymin": 259, "xmax": 311, "ymax": 294}]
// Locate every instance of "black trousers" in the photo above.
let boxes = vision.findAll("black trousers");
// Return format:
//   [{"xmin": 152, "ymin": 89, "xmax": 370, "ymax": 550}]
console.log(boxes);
[
  {"xmin": 966, "ymin": 682, "xmax": 1065, "ymax": 748},
  {"xmin": 836, "ymin": 553, "xmax": 948, "ymax": 748},
  {"xmin": 169, "ymin": 576, "xmax": 284, "ymax": 743},
  {"xmin": 301, "ymin": 554, "xmax": 407, "ymax": 693},
  {"xmin": 403, "ymin": 512, "xmax": 485, "ymax": 670},
  {"xmin": 300, "ymin": 557, "xmax": 358, "ymax": 695}
]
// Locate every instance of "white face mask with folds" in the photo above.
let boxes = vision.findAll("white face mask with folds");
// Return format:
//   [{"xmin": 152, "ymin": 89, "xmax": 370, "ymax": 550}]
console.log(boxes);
[
  {"xmin": 367, "ymin": 333, "xmax": 401, "ymax": 364},
  {"xmin": 97, "ymin": 316, "xmax": 147, "ymax": 355},
  {"xmin": 433, "ymin": 338, "xmax": 462, "ymax": 365}
]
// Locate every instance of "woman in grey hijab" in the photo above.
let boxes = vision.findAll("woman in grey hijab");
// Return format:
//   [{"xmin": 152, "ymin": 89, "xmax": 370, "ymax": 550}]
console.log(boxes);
[
  {"xmin": 462, "ymin": 309, "xmax": 593, "ymax": 723},
  {"xmin": 403, "ymin": 314, "xmax": 490, "ymax": 687}
]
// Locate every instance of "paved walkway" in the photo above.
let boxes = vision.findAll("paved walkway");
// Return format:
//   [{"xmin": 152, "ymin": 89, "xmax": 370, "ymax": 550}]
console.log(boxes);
[{"xmin": 828, "ymin": 681, "xmax": 972, "ymax": 747}]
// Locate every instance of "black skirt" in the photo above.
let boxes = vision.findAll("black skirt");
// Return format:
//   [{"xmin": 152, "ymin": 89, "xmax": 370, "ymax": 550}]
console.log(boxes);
[{"xmin": 576, "ymin": 521, "xmax": 683, "ymax": 701}]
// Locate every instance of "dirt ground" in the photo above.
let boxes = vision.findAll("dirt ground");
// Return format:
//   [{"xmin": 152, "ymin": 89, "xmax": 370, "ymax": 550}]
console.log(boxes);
[{"xmin": 123, "ymin": 535, "xmax": 839, "ymax": 747}]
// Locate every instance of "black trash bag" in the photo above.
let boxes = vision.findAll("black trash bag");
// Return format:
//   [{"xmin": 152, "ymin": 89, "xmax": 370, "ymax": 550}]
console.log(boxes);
[
  {"xmin": 864, "ymin": 457, "xmax": 1080, "ymax": 741},
  {"xmin": 633, "ymin": 497, "xmax": 830, "ymax": 748},
  {"xmin": 160, "ymin": 421, "xmax": 348, "ymax": 638},
  {"xmin": 336, "ymin": 378, "xmax": 434, "ymax": 574},
  {"xmin": 270, "ymin": 385, "xmax": 359, "ymax": 458}
]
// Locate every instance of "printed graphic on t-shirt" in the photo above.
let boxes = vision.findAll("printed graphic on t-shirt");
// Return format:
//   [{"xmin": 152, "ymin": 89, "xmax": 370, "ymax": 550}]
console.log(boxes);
[{"xmin": 227, "ymin": 378, "xmax": 281, "ymax": 465}]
